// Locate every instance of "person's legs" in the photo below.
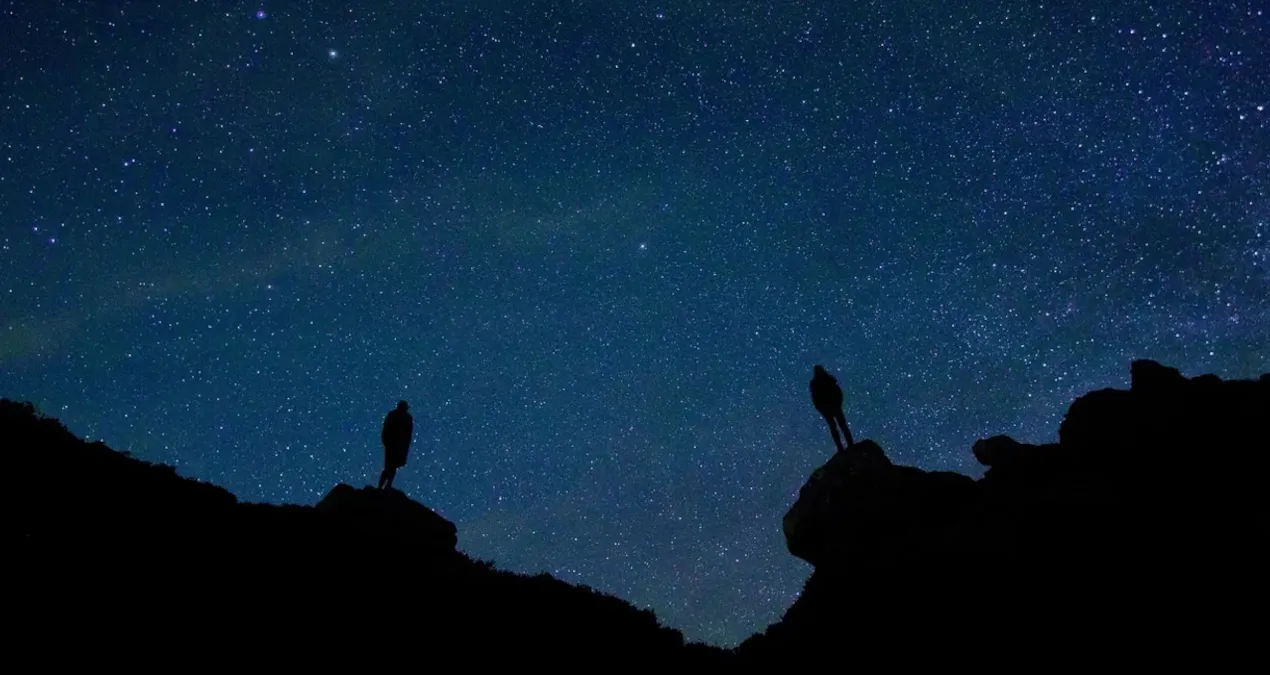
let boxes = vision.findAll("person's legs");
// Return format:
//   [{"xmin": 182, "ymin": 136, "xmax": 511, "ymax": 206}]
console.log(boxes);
[
  {"xmin": 824, "ymin": 414, "xmax": 845, "ymax": 452},
  {"xmin": 379, "ymin": 466, "xmax": 396, "ymax": 490},
  {"xmin": 834, "ymin": 410, "xmax": 855, "ymax": 447}
]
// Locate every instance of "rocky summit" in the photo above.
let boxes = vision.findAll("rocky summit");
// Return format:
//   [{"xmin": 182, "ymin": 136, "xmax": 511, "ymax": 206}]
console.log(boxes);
[{"xmin": 743, "ymin": 360, "xmax": 1268, "ymax": 667}]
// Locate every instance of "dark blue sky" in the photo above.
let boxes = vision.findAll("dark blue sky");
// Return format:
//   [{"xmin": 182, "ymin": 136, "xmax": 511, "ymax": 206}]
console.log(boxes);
[{"xmin": 2, "ymin": 1, "xmax": 1267, "ymax": 645}]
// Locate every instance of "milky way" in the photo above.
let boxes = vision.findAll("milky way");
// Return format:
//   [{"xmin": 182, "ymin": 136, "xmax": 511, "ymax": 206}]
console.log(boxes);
[{"xmin": 2, "ymin": 1, "xmax": 1267, "ymax": 645}]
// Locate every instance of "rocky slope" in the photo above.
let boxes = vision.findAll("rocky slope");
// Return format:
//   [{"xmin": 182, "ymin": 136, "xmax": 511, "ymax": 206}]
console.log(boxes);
[
  {"xmin": 3, "ymin": 399, "xmax": 730, "ymax": 667},
  {"xmin": 739, "ymin": 360, "xmax": 1268, "ymax": 666}
]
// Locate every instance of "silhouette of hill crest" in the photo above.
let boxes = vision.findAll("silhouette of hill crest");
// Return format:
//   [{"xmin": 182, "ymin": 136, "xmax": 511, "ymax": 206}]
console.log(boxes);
[
  {"xmin": 4, "ymin": 399, "xmax": 729, "ymax": 666},
  {"xmin": 6, "ymin": 360, "xmax": 1267, "ymax": 666},
  {"xmin": 742, "ymin": 360, "xmax": 1268, "ymax": 666}
]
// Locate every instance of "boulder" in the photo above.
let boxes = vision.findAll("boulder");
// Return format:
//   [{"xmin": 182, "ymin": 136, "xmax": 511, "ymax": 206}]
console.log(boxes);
[
  {"xmin": 315, "ymin": 483, "xmax": 458, "ymax": 551},
  {"xmin": 783, "ymin": 440, "xmax": 976, "ymax": 568}
]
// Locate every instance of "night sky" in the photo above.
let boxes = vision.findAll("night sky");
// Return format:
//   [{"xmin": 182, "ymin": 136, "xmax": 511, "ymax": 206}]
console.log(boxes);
[{"xmin": 3, "ymin": 1, "xmax": 1267, "ymax": 646}]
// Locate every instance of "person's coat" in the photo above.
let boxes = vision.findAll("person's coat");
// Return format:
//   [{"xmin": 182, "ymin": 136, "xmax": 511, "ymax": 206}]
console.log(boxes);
[
  {"xmin": 381, "ymin": 409, "xmax": 413, "ymax": 468},
  {"xmin": 810, "ymin": 371, "xmax": 844, "ymax": 415}
]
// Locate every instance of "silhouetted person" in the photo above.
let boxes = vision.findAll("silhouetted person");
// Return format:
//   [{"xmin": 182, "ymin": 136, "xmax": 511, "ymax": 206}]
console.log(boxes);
[
  {"xmin": 810, "ymin": 365, "xmax": 855, "ymax": 452},
  {"xmin": 378, "ymin": 400, "xmax": 413, "ymax": 490}
]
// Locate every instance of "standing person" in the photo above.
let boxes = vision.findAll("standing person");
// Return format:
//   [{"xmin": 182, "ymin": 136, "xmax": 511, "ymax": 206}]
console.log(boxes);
[
  {"xmin": 810, "ymin": 365, "xmax": 855, "ymax": 452},
  {"xmin": 378, "ymin": 400, "xmax": 413, "ymax": 490}
]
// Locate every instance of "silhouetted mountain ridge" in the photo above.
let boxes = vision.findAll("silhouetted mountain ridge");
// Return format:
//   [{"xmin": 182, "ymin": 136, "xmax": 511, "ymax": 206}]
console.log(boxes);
[
  {"xmin": 741, "ymin": 360, "xmax": 1268, "ymax": 666},
  {"xmin": 4, "ymin": 399, "xmax": 729, "ymax": 666},
  {"xmin": 6, "ymin": 359, "xmax": 1267, "ymax": 666}
]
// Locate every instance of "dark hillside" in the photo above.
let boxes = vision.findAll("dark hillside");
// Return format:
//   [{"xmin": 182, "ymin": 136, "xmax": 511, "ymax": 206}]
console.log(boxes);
[
  {"xmin": 3, "ymin": 399, "xmax": 730, "ymax": 667},
  {"xmin": 7, "ymin": 360, "xmax": 1266, "ymax": 668},
  {"xmin": 740, "ymin": 361, "xmax": 1268, "ymax": 667}
]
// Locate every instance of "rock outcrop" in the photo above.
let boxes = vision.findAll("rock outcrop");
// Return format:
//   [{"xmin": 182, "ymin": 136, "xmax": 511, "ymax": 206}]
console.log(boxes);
[
  {"xmin": 315, "ymin": 482, "xmax": 459, "ymax": 551},
  {"xmin": 743, "ymin": 361, "xmax": 1269, "ymax": 667},
  {"xmin": 782, "ymin": 440, "xmax": 977, "ymax": 568}
]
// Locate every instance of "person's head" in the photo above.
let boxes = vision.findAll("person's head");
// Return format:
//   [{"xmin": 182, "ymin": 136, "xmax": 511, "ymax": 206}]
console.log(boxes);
[
  {"xmin": 397, "ymin": 400, "xmax": 409, "ymax": 411},
  {"xmin": 814, "ymin": 365, "xmax": 828, "ymax": 377}
]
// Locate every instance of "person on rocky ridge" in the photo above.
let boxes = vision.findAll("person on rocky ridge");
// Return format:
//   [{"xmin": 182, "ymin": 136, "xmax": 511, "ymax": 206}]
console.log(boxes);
[
  {"xmin": 810, "ymin": 365, "xmax": 855, "ymax": 452},
  {"xmin": 378, "ymin": 400, "xmax": 414, "ymax": 490}
]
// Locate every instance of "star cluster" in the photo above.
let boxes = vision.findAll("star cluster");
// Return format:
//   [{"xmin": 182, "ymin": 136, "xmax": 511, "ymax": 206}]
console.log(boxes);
[{"xmin": 2, "ymin": 1, "xmax": 1267, "ymax": 646}]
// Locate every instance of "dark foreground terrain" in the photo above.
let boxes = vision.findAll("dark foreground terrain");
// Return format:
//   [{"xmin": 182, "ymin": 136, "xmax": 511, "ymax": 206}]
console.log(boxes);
[
  {"xmin": 742, "ymin": 360, "xmax": 1268, "ymax": 667},
  {"xmin": 4, "ymin": 399, "xmax": 730, "ymax": 667},
  {"xmin": 6, "ymin": 360, "xmax": 1267, "ymax": 666}
]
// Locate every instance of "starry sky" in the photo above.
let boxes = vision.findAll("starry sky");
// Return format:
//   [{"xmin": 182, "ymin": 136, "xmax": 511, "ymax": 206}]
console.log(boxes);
[{"xmin": 2, "ymin": 0, "xmax": 1267, "ymax": 646}]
